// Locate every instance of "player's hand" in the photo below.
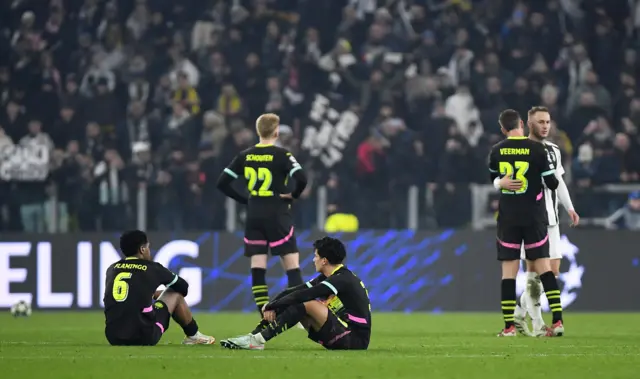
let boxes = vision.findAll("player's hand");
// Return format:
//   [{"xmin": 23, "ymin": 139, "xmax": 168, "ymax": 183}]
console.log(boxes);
[
  {"xmin": 499, "ymin": 176, "xmax": 522, "ymax": 191},
  {"xmin": 568, "ymin": 209, "xmax": 580, "ymax": 227},
  {"xmin": 263, "ymin": 310, "xmax": 276, "ymax": 322},
  {"xmin": 280, "ymin": 193, "xmax": 293, "ymax": 200}
]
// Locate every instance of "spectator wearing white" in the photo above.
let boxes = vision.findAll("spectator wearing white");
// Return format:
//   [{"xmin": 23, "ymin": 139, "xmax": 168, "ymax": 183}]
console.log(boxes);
[
  {"xmin": 80, "ymin": 52, "xmax": 117, "ymax": 97},
  {"xmin": 17, "ymin": 119, "xmax": 54, "ymax": 233},
  {"xmin": 169, "ymin": 48, "xmax": 200, "ymax": 89},
  {"xmin": 126, "ymin": 0, "xmax": 150, "ymax": 41},
  {"xmin": 444, "ymin": 82, "xmax": 483, "ymax": 146}
]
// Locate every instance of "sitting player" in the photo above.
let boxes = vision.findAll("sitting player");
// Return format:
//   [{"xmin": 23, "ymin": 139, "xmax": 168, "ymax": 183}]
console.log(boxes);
[
  {"xmin": 221, "ymin": 237, "xmax": 371, "ymax": 350},
  {"xmin": 103, "ymin": 230, "xmax": 216, "ymax": 346}
]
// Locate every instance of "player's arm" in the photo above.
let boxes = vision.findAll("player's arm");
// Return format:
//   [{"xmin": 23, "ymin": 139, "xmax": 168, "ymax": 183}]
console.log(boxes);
[
  {"xmin": 265, "ymin": 275, "xmax": 340, "ymax": 311},
  {"xmin": 270, "ymin": 274, "xmax": 326, "ymax": 302},
  {"xmin": 153, "ymin": 263, "xmax": 189, "ymax": 297},
  {"xmin": 553, "ymin": 148, "xmax": 575, "ymax": 211},
  {"xmin": 284, "ymin": 152, "xmax": 307, "ymax": 199},
  {"xmin": 216, "ymin": 154, "xmax": 249, "ymax": 204},
  {"xmin": 488, "ymin": 147, "xmax": 500, "ymax": 182},
  {"xmin": 538, "ymin": 145, "xmax": 559, "ymax": 190}
]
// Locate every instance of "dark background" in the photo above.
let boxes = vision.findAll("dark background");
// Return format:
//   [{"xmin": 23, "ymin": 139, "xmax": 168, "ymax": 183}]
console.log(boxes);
[{"xmin": 0, "ymin": 229, "xmax": 638, "ymax": 311}]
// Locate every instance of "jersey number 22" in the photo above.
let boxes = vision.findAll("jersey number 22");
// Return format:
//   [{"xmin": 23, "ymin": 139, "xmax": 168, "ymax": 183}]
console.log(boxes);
[{"xmin": 245, "ymin": 167, "xmax": 273, "ymax": 197}]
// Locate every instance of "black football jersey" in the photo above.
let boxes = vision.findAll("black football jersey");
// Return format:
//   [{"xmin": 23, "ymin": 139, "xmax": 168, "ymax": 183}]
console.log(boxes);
[
  {"xmin": 488, "ymin": 136, "xmax": 556, "ymax": 226},
  {"xmin": 224, "ymin": 144, "xmax": 302, "ymax": 211},
  {"xmin": 103, "ymin": 258, "xmax": 179, "ymax": 335}
]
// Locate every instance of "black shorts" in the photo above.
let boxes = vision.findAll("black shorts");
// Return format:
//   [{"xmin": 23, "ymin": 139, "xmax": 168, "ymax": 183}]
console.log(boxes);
[
  {"xmin": 105, "ymin": 300, "xmax": 171, "ymax": 346},
  {"xmin": 496, "ymin": 222, "xmax": 549, "ymax": 261},
  {"xmin": 307, "ymin": 311, "xmax": 369, "ymax": 350},
  {"xmin": 244, "ymin": 212, "xmax": 297, "ymax": 257}
]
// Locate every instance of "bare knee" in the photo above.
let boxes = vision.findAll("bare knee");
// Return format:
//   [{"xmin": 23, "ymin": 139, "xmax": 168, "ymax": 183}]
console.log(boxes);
[
  {"xmin": 501, "ymin": 260, "xmax": 519, "ymax": 279},
  {"xmin": 303, "ymin": 300, "xmax": 328, "ymax": 330},
  {"xmin": 280, "ymin": 252, "xmax": 300, "ymax": 271},
  {"xmin": 250, "ymin": 254, "xmax": 268, "ymax": 269},
  {"xmin": 157, "ymin": 291, "xmax": 183, "ymax": 313}
]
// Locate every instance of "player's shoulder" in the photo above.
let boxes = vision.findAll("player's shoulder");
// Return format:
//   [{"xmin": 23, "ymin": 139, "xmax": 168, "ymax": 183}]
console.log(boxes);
[{"xmin": 543, "ymin": 140, "xmax": 561, "ymax": 154}]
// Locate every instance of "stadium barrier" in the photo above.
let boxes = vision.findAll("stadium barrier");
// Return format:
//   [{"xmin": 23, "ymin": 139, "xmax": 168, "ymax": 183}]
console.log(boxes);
[{"xmin": 0, "ymin": 230, "xmax": 638, "ymax": 311}]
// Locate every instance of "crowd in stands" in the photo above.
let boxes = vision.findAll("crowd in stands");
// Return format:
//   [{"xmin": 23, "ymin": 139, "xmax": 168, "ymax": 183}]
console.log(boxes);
[{"xmin": 1, "ymin": 0, "xmax": 640, "ymax": 232}]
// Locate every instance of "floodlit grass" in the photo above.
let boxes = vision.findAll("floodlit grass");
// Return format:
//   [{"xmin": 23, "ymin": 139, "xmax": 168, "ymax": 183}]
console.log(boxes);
[{"xmin": 1, "ymin": 312, "xmax": 639, "ymax": 379}]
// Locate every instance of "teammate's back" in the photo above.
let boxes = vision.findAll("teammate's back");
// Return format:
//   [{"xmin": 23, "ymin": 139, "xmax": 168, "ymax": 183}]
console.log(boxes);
[
  {"xmin": 217, "ymin": 113, "xmax": 307, "ymax": 317},
  {"xmin": 229, "ymin": 144, "xmax": 302, "ymax": 210},
  {"xmin": 489, "ymin": 137, "xmax": 557, "ymax": 225}
]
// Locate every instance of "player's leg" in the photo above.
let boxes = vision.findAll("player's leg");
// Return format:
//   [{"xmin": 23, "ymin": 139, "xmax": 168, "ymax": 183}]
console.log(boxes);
[
  {"xmin": 548, "ymin": 225, "xmax": 562, "ymax": 277},
  {"xmin": 269, "ymin": 216, "xmax": 305, "ymax": 330},
  {"xmin": 221, "ymin": 301, "xmax": 308, "ymax": 350},
  {"xmin": 515, "ymin": 258, "xmax": 545, "ymax": 336},
  {"xmin": 513, "ymin": 246, "xmax": 532, "ymax": 336},
  {"xmin": 496, "ymin": 224, "xmax": 521, "ymax": 337},
  {"xmin": 271, "ymin": 214, "xmax": 303, "ymax": 289},
  {"xmin": 156, "ymin": 290, "xmax": 215, "ymax": 345},
  {"xmin": 525, "ymin": 225, "xmax": 564, "ymax": 336},
  {"xmin": 244, "ymin": 218, "xmax": 271, "ymax": 316}
]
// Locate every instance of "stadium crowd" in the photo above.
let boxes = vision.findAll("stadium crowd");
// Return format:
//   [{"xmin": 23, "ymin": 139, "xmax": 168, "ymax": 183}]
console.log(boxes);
[{"xmin": 1, "ymin": 0, "xmax": 639, "ymax": 232}]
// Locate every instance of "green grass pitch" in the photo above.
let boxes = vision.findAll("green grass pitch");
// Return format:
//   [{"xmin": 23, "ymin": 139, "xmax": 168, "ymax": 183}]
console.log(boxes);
[{"xmin": 1, "ymin": 312, "xmax": 639, "ymax": 379}]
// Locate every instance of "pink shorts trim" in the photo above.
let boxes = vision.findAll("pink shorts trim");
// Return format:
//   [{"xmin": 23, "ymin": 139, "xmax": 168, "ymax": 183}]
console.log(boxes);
[
  {"xmin": 523, "ymin": 234, "xmax": 549, "ymax": 250},
  {"xmin": 347, "ymin": 314, "xmax": 367, "ymax": 324},
  {"xmin": 155, "ymin": 322, "xmax": 165, "ymax": 334},
  {"xmin": 497, "ymin": 238, "xmax": 521, "ymax": 249},
  {"xmin": 244, "ymin": 238, "xmax": 268, "ymax": 245},
  {"xmin": 269, "ymin": 227, "xmax": 294, "ymax": 248}
]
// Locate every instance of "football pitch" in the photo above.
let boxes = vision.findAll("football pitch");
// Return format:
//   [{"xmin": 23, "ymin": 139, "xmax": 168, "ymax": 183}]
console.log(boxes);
[{"xmin": 1, "ymin": 313, "xmax": 639, "ymax": 379}]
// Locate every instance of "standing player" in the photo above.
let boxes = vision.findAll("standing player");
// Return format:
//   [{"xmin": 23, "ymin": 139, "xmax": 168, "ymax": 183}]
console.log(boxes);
[
  {"xmin": 217, "ymin": 113, "xmax": 308, "ymax": 318},
  {"xmin": 103, "ymin": 230, "xmax": 216, "ymax": 346},
  {"xmin": 488, "ymin": 109, "xmax": 565, "ymax": 337},
  {"xmin": 220, "ymin": 236, "xmax": 371, "ymax": 351},
  {"xmin": 495, "ymin": 107, "xmax": 580, "ymax": 336}
]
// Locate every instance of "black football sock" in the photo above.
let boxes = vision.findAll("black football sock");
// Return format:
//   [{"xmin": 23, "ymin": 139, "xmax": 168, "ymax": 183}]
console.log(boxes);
[
  {"xmin": 172, "ymin": 316, "xmax": 198, "ymax": 337},
  {"xmin": 501, "ymin": 278, "xmax": 517, "ymax": 329},
  {"xmin": 251, "ymin": 268, "xmax": 269, "ymax": 315},
  {"xmin": 251, "ymin": 319, "xmax": 270, "ymax": 335},
  {"xmin": 286, "ymin": 268, "xmax": 303, "ymax": 288},
  {"xmin": 540, "ymin": 271, "xmax": 563, "ymax": 323},
  {"xmin": 259, "ymin": 303, "xmax": 306, "ymax": 342}
]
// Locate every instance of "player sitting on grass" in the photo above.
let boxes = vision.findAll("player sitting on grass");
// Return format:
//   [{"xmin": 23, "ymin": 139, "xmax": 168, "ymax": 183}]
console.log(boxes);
[
  {"xmin": 104, "ymin": 230, "xmax": 216, "ymax": 346},
  {"xmin": 221, "ymin": 236, "xmax": 371, "ymax": 350}
]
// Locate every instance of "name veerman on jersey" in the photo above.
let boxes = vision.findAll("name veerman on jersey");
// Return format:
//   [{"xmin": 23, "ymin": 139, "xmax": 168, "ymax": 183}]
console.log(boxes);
[{"xmin": 542, "ymin": 141, "xmax": 564, "ymax": 226}]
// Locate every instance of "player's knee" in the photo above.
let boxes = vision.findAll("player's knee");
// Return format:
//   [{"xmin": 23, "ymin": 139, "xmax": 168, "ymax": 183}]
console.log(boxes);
[
  {"xmin": 250, "ymin": 254, "xmax": 268, "ymax": 269},
  {"xmin": 280, "ymin": 252, "xmax": 300, "ymax": 270},
  {"xmin": 501, "ymin": 260, "xmax": 520, "ymax": 279}
]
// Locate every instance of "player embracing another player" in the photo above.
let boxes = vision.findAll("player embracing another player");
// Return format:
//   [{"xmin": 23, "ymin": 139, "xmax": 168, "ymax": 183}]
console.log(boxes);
[
  {"xmin": 495, "ymin": 106, "xmax": 580, "ymax": 337},
  {"xmin": 217, "ymin": 113, "xmax": 308, "ymax": 321},
  {"xmin": 488, "ymin": 109, "xmax": 565, "ymax": 337}
]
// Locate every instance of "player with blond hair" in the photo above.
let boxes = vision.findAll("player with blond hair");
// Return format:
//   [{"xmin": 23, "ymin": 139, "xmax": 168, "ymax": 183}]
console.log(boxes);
[
  {"xmin": 495, "ymin": 106, "xmax": 578, "ymax": 336},
  {"xmin": 217, "ymin": 113, "xmax": 308, "ymax": 330}
]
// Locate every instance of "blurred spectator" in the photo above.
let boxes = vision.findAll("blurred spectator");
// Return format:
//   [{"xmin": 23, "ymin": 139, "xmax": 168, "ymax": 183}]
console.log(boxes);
[{"xmin": 0, "ymin": 0, "xmax": 638, "ymax": 232}]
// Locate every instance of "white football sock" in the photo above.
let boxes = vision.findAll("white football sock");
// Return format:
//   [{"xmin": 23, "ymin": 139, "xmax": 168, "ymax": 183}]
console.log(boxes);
[
  {"xmin": 524, "ymin": 272, "xmax": 544, "ymax": 330},
  {"xmin": 253, "ymin": 332, "xmax": 266, "ymax": 344},
  {"xmin": 515, "ymin": 294, "xmax": 527, "ymax": 318}
]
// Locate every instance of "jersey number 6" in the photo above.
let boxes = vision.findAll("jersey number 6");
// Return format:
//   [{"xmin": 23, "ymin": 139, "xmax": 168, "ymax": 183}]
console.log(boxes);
[
  {"xmin": 112, "ymin": 272, "xmax": 132, "ymax": 302},
  {"xmin": 245, "ymin": 167, "xmax": 273, "ymax": 197},
  {"xmin": 499, "ymin": 161, "xmax": 529, "ymax": 194}
]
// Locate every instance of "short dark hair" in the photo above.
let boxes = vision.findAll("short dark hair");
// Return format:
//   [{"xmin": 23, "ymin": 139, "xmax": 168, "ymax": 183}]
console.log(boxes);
[
  {"xmin": 498, "ymin": 109, "xmax": 521, "ymax": 131},
  {"xmin": 527, "ymin": 106, "xmax": 549, "ymax": 118},
  {"xmin": 119, "ymin": 230, "xmax": 148, "ymax": 257},
  {"xmin": 313, "ymin": 237, "xmax": 347, "ymax": 265}
]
